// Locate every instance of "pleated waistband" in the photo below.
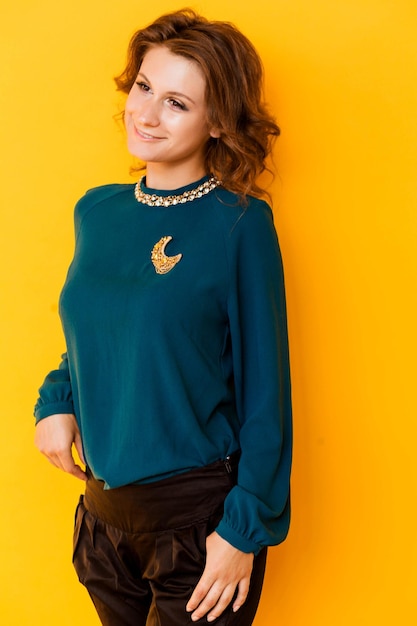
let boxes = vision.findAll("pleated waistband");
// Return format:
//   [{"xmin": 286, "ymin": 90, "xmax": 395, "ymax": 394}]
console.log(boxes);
[{"xmin": 83, "ymin": 452, "xmax": 240, "ymax": 534}]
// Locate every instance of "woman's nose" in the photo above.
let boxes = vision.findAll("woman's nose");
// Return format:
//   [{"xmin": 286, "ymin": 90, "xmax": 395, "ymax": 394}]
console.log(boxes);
[{"xmin": 133, "ymin": 98, "xmax": 160, "ymax": 127}]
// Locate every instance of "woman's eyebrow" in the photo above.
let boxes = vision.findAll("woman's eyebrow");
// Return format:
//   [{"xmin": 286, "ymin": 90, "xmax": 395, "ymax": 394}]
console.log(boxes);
[{"xmin": 137, "ymin": 72, "xmax": 196, "ymax": 105}]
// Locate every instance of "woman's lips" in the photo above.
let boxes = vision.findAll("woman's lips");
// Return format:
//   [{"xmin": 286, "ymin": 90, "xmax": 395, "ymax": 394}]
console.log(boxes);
[{"xmin": 134, "ymin": 127, "xmax": 164, "ymax": 141}]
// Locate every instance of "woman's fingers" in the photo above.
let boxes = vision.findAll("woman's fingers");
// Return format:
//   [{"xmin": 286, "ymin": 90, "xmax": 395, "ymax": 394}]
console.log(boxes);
[
  {"xmin": 35, "ymin": 413, "xmax": 87, "ymax": 481},
  {"xmin": 186, "ymin": 531, "xmax": 253, "ymax": 621}
]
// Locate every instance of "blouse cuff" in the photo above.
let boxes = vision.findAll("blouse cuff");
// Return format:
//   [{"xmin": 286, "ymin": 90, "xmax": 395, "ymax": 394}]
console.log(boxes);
[
  {"xmin": 215, "ymin": 520, "xmax": 262, "ymax": 555},
  {"xmin": 34, "ymin": 402, "xmax": 75, "ymax": 424}
]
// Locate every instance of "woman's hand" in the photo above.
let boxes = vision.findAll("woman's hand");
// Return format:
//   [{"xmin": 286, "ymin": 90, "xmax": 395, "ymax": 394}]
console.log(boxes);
[
  {"xmin": 186, "ymin": 531, "xmax": 254, "ymax": 622},
  {"xmin": 34, "ymin": 413, "xmax": 87, "ymax": 481}
]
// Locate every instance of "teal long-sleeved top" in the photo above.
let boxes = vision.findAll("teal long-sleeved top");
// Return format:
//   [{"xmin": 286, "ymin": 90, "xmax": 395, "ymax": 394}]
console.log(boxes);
[{"xmin": 34, "ymin": 175, "xmax": 292, "ymax": 555}]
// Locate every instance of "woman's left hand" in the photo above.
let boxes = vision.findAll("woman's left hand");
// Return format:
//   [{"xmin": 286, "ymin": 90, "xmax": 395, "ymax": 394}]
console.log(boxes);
[{"xmin": 186, "ymin": 531, "xmax": 254, "ymax": 622}]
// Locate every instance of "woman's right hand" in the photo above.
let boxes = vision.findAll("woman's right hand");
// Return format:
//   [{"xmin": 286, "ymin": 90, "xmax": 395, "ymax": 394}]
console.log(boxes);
[{"xmin": 35, "ymin": 413, "xmax": 87, "ymax": 481}]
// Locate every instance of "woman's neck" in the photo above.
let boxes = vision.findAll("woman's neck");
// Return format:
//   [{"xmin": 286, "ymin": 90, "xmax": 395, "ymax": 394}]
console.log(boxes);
[{"xmin": 144, "ymin": 162, "xmax": 207, "ymax": 190}]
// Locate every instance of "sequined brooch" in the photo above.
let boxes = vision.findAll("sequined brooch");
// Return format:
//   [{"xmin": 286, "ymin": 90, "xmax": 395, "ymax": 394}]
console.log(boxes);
[{"xmin": 151, "ymin": 236, "xmax": 182, "ymax": 274}]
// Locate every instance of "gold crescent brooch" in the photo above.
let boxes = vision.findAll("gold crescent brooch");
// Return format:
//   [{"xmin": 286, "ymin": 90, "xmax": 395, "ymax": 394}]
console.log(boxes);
[{"xmin": 151, "ymin": 236, "xmax": 182, "ymax": 274}]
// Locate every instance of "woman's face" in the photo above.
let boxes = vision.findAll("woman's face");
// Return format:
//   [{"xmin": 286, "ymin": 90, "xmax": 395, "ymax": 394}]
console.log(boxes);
[{"xmin": 125, "ymin": 46, "xmax": 217, "ymax": 183}]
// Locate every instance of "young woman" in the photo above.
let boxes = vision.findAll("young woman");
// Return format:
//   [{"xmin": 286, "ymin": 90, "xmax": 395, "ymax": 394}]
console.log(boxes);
[{"xmin": 34, "ymin": 9, "xmax": 292, "ymax": 626}]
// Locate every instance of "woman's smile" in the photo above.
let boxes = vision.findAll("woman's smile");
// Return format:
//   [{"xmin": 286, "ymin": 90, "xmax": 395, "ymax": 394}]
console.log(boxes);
[{"xmin": 133, "ymin": 127, "xmax": 164, "ymax": 141}]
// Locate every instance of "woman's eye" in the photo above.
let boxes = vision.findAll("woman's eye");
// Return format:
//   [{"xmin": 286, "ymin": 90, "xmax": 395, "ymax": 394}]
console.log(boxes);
[
  {"xmin": 168, "ymin": 98, "xmax": 187, "ymax": 111},
  {"xmin": 136, "ymin": 81, "xmax": 150, "ymax": 92}
]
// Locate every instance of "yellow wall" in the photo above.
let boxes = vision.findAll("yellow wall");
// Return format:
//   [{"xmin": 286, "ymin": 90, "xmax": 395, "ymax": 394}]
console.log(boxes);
[{"xmin": 1, "ymin": 1, "xmax": 416, "ymax": 624}]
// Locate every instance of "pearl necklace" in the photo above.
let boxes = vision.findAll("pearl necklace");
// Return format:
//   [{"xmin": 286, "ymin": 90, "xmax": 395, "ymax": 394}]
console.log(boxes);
[{"xmin": 134, "ymin": 175, "xmax": 221, "ymax": 207}]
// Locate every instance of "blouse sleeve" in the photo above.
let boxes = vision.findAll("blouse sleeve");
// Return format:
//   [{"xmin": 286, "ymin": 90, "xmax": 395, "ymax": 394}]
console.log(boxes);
[
  {"xmin": 34, "ymin": 353, "xmax": 74, "ymax": 423},
  {"xmin": 215, "ymin": 201, "xmax": 292, "ymax": 555}
]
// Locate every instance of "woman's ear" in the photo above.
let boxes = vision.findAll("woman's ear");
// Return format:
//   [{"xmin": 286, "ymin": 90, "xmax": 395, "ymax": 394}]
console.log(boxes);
[{"xmin": 209, "ymin": 128, "xmax": 221, "ymax": 139}]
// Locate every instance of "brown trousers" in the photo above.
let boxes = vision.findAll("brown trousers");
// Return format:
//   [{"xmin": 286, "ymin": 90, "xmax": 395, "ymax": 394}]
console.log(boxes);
[{"xmin": 73, "ymin": 455, "xmax": 267, "ymax": 626}]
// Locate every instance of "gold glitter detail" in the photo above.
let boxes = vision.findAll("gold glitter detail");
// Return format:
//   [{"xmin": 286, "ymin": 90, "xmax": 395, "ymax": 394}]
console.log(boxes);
[
  {"xmin": 135, "ymin": 175, "xmax": 221, "ymax": 207},
  {"xmin": 151, "ymin": 236, "xmax": 182, "ymax": 274}
]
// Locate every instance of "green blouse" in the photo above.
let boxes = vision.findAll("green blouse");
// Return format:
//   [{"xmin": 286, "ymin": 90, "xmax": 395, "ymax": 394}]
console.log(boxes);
[{"xmin": 34, "ymin": 176, "xmax": 292, "ymax": 555}]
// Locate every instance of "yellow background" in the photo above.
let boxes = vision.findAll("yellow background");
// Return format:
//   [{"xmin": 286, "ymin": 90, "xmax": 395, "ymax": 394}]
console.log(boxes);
[{"xmin": 1, "ymin": 0, "xmax": 416, "ymax": 624}]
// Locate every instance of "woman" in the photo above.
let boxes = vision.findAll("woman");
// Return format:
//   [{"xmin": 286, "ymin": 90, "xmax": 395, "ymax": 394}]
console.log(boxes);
[{"xmin": 34, "ymin": 9, "xmax": 292, "ymax": 626}]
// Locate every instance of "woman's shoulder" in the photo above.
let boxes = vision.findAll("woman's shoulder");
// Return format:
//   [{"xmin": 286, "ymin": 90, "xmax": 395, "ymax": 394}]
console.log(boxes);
[
  {"xmin": 73, "ymin": 183, "xmax": 135, "ymax": 225},
  {"xmin": 212, "ymin": 187, "xmax": 275, "ymax": 235},
  {"xmin": 212, "ymin": 189, "xmax": 281, "ymax": 271},
  {"xmin": 83, "ymin": 182, "xmax": 135, "ymax": 204}
]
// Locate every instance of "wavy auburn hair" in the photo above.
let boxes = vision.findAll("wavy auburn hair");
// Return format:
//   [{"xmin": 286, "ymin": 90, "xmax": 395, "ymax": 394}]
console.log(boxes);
[{"xmin": 115, "ymin": 9, "xmax": 280, "ymax": 200}]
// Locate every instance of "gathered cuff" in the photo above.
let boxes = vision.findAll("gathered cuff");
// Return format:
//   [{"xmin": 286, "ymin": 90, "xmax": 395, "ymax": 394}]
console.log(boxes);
[
  {"xmin": 215, "ymin": 520, "xmax": 261, "ymax": 555},
  {"xmin": 34, "ymin": 402, "xmax": 75, "ymax": 424}
]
